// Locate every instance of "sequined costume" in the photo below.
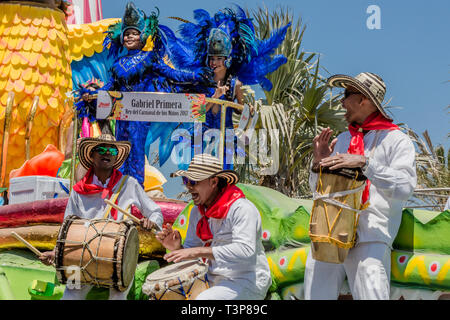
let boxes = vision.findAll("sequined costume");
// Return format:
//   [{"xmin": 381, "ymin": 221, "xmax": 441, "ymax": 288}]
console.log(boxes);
[
  {"xmin": 170, "ymin": 6, "xmax": 291, "ymax": 170},
  {"xmin": 102, "ymin": 2, "xmax": 213, "ymax": 186}
]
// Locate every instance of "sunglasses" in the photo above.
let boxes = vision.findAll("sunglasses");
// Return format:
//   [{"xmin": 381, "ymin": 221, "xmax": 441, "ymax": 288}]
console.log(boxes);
[
  {"xmin": 93, "ymin": 146, "xmax": 118, "ymax": 156},
  {"xmin": 343, "ymin": 91, "xmax": 362, "ymax": 99},
  {"xmin": 182, "ymin": 177, "xmax": 198, "ymax": 186}
]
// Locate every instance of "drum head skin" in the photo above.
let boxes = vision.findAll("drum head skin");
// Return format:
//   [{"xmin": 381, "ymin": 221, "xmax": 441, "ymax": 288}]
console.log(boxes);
[
  {"xmin": 312, "ymin": 166, "xmax": 367, "ymax": 181},
  {"xmin": 142, "ymin": 259, "xmax": 209, "ymax": 300},
  {"xmin": 147, "ymin": 260, "xmax": 207, "ymax": 282},
  {"xmin": 121, "ymin": 226, "xmax": 139, "ymax": 288}
]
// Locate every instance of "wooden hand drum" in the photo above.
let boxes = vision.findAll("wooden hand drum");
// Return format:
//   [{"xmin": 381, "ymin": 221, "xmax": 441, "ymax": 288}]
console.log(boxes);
[
  {"xmin": 55, "ymin": 215, "xmax": 139, "ymax": 291},
  {"xmin": 309, "ymin": 167, "xmax": 367, "ymax": 264},
  {"xmin": 142, "ymin": 259, "xmax": 209, "ymax": 300}
]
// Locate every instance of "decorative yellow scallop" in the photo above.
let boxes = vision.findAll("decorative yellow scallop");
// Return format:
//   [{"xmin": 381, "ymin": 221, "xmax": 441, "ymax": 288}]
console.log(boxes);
[
  {"xmin": 7, "ymin": 37, "xmax": 18, "ymax": 50},
  {"xmin": 38, "ymin": 26, "xmax": 48, "ymax": 39},
  {"xmin": 22, "ymin": 37, "xmax": 33, "ymax": 51},
  {"xmin": 24, "ymin": 83, "xmax": 35, "ymax": 95},
  {"xmin": 41, "ymin": 84, "xmax": 52, "ymax": 97},
  {"xmin": 1, "ymin": 64, "xmax": 11, "ymax": 78},
  {"xmin": 11, "ymin": 53, "xmax": 22, "ymax": 66},
  {"xmin": 83, "ymin": 27, "xmax": 94, "ymax": 36},
  {"xmin": 0, "ymin": 91, "xmax": 8, "ymax": 105},
  {"xmin": 28, "ymin": 25, "xmax": 38, "ymax": 37},
  {"xmin": 10, "ymin": 25, "xmax": 21, "ymax": 37},
  {"xmin": 38, "ymin": 55, "xmax": 48, "ymax": 69},
  {"xmin": 21, "ymin": 14, "xmax": 32, "ymax": 26},
  {"xmin": 30, "ymin": 71, "xmax": 39, "ymax": 84},
  {"xmin": 47, "ymin": 56, "xmax": 57, "ymax": 70},
  {"xmin": 32, "ymin": 16, "xmax": 42, "ymax": 27},
  {"xmin": 12, "ymin": 13, "xmax": 22, "ymax": 25},
  {"xmin": 41, "ymin": 39, "xmax": 51, "ymax": 54},
  {"xmin": 48, "ymin": 42, "xmax": 59, "ymax": 57},
  {"xmin": 19, "ymin": 24, "xmax": 29, "ymax": 37},
  {"xmin": 9, "ymin": 66, "xmax": 22, "ymax": 81},
  {"xmin": 47, "ymin": 97, "xmax": 59, "ymax": 109},
  {"xmin": 15, "ymin": 38, "xmax": 25, "ymax": 51},
  {"xmin": 21, "ymin": 68, "xmax": 33, "ymax": 81},
  {"xmin": 38, "ymin": 72, "xmax": 47, "ymax": 84},
  {"xmin": 13, "ymin": 79, "xmax": 25, "ymax": 93},
  {"xmin": 0, "ymin": 39, "xmax": 7, "ymax": 50},
  {"xmin": 28, "ymin": 52, "xmax": 39, "ymax": 67},
  {"xmin": 47, "ymin": 28, "xmax": 57, "ymax": 41},
  {"xmin": 32, "ymin": 38, "xmax": 43, "ymax": 52},
  {"xmin": 41, "ymin": 16, "xmax": 50, "ymax": 28},
  {"xmin": 1, "ymin": 14, "xmax": 9, "ymax": 25}
]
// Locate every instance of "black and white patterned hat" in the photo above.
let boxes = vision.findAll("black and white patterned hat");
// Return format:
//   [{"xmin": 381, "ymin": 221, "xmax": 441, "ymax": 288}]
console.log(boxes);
[
  {"xmin": 78, "ymin": 134, "xmax": 131, "ymax": 170},
  {"xmin": 171, "ymin": 153, "xmax": 239, "ymax": 185},
  {"xmin": 327, "ymin": 72, "xmax": 391, "ymax": 120}
]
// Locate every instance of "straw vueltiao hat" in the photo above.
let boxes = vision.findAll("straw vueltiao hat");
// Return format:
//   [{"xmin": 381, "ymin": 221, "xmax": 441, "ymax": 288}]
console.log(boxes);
[
  {"xmin": 171, "ymin": 153, "xmax": 239, "ymax": 185},
  {"xmin": 327, "ymin": 72, "xmax": 391, "ymax": 120},
  {"xmin": 78, "ymin": 134, "xmax": 131, "ymax": 170}
]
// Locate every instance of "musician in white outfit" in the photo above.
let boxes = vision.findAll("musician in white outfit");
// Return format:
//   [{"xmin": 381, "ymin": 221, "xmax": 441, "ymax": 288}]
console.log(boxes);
[
  {"xmin": 156, "ymin": 154, "xmax": 271, "ymax": 300},
  {"xmin": 39, "ymin": 134, "xmax": 163, "ymax": 300},
  {"xmin": 304, "ymin": 72, "xmax": 417, "ymax": 300}
]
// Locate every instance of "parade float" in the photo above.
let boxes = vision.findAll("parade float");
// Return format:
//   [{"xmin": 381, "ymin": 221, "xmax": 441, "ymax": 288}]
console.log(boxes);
[{"xmin": 0, "ymin": 0, "xmax": 449, "ymax": 300}]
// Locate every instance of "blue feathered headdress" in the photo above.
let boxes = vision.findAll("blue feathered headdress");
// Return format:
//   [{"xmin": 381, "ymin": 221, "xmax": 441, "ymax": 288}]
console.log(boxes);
[
  {"xmin": 173, "ymin": 5, "xmax": 290, "ymax": 91},
  {"xmin": 103, "ymin": 2, "xmax": 161, "ymax": 58}
]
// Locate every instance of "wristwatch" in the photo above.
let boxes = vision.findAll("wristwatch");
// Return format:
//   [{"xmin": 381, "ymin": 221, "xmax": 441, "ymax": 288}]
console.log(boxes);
[{"xmin": 362, "ymin": 156, "xmax": 369, "ymax": 171}]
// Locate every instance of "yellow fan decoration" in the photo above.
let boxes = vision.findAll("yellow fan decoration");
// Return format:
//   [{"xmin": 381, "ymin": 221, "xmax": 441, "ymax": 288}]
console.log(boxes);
[{"xmin": 0, "ymin": 2, "xmax": 154, "ymax": 188}]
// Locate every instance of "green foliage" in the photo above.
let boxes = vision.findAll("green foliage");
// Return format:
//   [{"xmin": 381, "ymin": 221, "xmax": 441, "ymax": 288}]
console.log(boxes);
[
  {"xmin": 236, "ymin": 6, "xmax": 346, "ymax": 197},
  {"xmin": 405, "ymin": 127, "xmax": 449, "ymax": 211}
]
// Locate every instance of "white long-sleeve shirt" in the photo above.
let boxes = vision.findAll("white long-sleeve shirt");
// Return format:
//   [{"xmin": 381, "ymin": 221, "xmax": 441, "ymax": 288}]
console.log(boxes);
[
  {"xmin": 309, "ymin": 129, "xmax": 417, "ymax": 247},
  {"xmin": 64, "ymin": 175, "xmax": 163, "ymax": 229},
  {"xmin": 183, "ymin": 198, "xmax": 272, "ymax": 295}
]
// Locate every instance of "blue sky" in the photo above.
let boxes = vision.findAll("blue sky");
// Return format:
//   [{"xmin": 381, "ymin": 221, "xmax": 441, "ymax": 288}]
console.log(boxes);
[{"xmin": 103, "ymin": 0, "xmax": 449, "ymax": 150}]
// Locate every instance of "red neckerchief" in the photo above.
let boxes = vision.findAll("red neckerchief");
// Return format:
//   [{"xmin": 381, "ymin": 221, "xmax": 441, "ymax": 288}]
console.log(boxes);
[
  {"xmin": 72, "ymin": 168, "xmax": 123, "ymax": 220},
  {"xmin": 348, "ymin": 111, "xmax": 399, "ymax": 203},
  {"xmin": 196, "ymin": 185, "xmax": 245, "ymax": 246}
]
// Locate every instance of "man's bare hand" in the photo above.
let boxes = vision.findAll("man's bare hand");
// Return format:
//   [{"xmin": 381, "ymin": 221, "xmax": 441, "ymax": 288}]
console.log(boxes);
[
  {"xmin": 38, "ymin": 250, "xmax": 55, "ymax": 266},
  {"xmin": 155, "ymin": 223, "xmax": 182, "ymax": 251},
  {"xmin": 163, "ymin": 247, "xmax": 213, "ymax": 263},
  {"xmin": 320, "ymin": 153, "xmax": 366, "ymax": 170},
  {"xmin": 140, "ymin": 218, "xmax": 157, "ymax": 231},
  {"xmin": 312, "ymin": 128, "xmax": 338, "ymax": 166}
]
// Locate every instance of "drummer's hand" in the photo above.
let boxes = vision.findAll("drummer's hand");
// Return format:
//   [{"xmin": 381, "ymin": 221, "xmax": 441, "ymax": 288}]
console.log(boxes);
[
  {"xmin": 320, "ymin": 153, "xmax": 366, "ymax": 170},
  {"xmin": 155, "ymin": 223, "xmax": 182, "ymax": 251},
  {"xmin": 38, "ymin": 250, "xmax": 55, "ymax": 266},
  {"xmin": 312, "ymin": 128, "xmax": 338, "ymax": 166},
  {"xmin": 164, "ymin": 247, "xmax": 213, "ymax": 263},
  {"xmin": 140, "ymin": 218, "xmax": 156, "ymax": 231}
]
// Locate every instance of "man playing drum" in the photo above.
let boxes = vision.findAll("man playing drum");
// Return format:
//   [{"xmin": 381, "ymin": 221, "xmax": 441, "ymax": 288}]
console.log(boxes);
[
  {"xmin": 156, "ymin": 153, "xmax": 271, "ymax": 300},
  {"xmin": 304, "ymin": 72, "xmax": 417, "ymax": 300},
  {"xmin": 39, "ymin": 134, "xmax": 163, "ymax": 299}
]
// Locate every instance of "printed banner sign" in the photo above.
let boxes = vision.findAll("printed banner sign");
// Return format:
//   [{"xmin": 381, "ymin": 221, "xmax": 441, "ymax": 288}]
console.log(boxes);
[{"xmin": 96, "ymin": 91, "xmax": 206, "ymax": 122}]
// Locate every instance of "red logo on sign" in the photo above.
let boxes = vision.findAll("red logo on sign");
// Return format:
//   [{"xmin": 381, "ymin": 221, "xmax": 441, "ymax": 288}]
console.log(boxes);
[{"xmin": 98, "ymin": 102, "xmax": 110, "ymax": 108}]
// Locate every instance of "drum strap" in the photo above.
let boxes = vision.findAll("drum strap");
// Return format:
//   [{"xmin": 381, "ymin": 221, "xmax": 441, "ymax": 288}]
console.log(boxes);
[
  {"xmin": 103, "ymin": 175, "xmax": 129, "ymax": 219},
  {"xmin": 312, "ymin": 184, "xmax": 367, "ymax": 213}
]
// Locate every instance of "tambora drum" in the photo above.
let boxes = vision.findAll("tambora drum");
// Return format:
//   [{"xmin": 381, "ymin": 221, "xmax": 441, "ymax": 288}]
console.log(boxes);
[
  {"xmin": 142, "ymin": 259, "xmax": 209, "ymax": 300},
  {"xmin": 55, "ymin": 215, "xmax": 139, "ymax": 291},
  {"xmin": 309, "ymin": 167, "xmax": 368, "ymax": 264}
]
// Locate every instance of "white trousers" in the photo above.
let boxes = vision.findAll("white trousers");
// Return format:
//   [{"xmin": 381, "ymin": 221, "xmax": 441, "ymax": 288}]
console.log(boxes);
[
  {"xmin": 61, "ymin": 280, "xmax": 133, "ymax": 300},
  {"xmin": 195, "ymin": 275, "xmax": 266, "ymax": 300},
  {"xmin": 304, "ymin": 242, "xmax": 391, "ymax": 300}
]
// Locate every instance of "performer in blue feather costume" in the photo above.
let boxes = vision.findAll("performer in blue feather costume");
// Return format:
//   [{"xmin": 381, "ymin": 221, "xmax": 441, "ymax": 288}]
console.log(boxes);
[
  {"xmin": 102, "ymin": 2, "xmax": 214, "ymax": 186},
  {"xmin": 163, "ymin": 6, "xmax": 291, "ymax": 170}
]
